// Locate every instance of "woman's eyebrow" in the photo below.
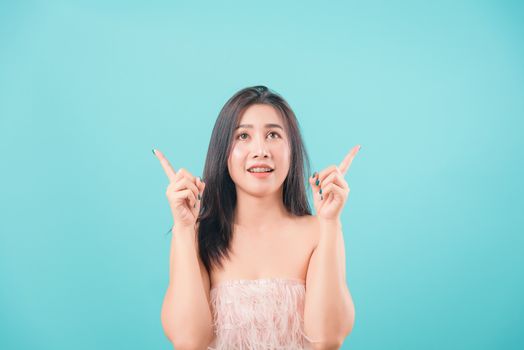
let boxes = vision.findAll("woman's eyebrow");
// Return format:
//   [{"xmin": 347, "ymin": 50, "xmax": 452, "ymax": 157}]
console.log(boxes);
[{"xmin": 235, "ymin": 123, "xmax": 283, "ymax": 130}]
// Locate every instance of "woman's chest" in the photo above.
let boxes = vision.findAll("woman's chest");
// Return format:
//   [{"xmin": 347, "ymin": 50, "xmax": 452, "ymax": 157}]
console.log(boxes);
[{"xmin": 210, "ymin": 216, "xmax": 319, "ymax": 287}]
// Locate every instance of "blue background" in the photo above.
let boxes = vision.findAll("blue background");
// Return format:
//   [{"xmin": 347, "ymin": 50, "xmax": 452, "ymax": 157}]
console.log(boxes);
[{"xmin": 1, "ymin": 0, "xmax": 523, "ymax": 349}]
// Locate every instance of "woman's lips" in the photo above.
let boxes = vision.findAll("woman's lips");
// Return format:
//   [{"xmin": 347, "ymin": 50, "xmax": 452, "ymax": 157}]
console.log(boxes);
[{"xmin": 247, "ymin": 170, "xmax": 273, "ymax": 178}]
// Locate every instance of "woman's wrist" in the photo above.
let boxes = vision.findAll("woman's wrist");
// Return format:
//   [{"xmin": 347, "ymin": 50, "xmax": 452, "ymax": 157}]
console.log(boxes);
[
  {"xmin": 318, "ymin": 217, "xmax": 342, "ymax": 230},
  {"xmin": 173, "ymin": 224, "xmax": 197, "ymax": 243}
]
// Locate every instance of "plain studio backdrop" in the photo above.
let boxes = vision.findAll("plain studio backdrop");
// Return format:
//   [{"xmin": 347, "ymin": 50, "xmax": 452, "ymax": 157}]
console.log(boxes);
[{"xmin": 1, "ymin": 1, "xmax": 523, "ymax": 349}]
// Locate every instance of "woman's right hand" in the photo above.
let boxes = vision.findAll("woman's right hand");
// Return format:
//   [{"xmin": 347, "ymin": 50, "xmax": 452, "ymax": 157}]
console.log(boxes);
[{"xmin": 153, "ymin": 148, "xmax": 205, "ymax": 230}]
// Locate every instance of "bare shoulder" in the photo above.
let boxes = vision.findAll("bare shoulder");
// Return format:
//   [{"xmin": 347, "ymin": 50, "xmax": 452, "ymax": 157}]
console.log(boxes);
[{"xmin": 294, "ymin": 214, "xmax": 321, "ymax": 251}]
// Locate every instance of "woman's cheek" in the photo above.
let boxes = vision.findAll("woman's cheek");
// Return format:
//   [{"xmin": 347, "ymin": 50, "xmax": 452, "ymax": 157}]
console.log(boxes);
[
  {"xmin": 230, "ymin": 144, "xmax": 246, "ymax": 162},
  {"xmin": 229, "ymin": 145, "xmax": 248, "ymax": 176},
  {"xmin": 275, "ymin": 143, "xmax": 290, "ymax": 163}
]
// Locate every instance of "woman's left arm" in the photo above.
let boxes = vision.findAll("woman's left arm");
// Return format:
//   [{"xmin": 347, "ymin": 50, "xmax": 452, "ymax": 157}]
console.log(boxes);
[{"xmin": 303, "ymin": 145, "xmax": 361, "ymax": 350}]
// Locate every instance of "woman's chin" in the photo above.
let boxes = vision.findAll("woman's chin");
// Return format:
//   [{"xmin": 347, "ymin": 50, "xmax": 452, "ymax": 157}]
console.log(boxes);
[{"xmin": 239, "ymin": 186, "xmax": 280, "ymax": 198}]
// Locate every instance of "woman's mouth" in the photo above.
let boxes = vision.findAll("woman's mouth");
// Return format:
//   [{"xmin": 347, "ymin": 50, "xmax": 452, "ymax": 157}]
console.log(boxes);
[{"xmin": 247, "ymin": 168, "xmax": 274, "ymax": 179}]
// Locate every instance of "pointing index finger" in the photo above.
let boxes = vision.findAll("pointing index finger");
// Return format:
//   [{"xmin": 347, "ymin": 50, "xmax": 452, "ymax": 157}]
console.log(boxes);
[
  {"xmin": 338, "ymin": 145, "xmax": 361, "ymax": 176},
  {"xmin": 153, "ymin": 148, "xmax": 177, "ymax": 182}
]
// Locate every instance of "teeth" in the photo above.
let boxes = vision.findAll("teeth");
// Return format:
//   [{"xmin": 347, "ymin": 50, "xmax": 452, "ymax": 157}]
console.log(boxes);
[{"xmin": 249, "ymin": 167, "xmax": 273, "ymax": 173}]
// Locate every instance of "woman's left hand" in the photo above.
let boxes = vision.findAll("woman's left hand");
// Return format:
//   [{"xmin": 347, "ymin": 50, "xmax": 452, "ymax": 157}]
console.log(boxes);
[{"xmin": 309, "ymin": 144, "xmax": 361, "ymax": 221}]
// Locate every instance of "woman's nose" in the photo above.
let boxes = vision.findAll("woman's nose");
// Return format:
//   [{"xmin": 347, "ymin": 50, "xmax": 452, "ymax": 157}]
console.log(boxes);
[{"xmin": 253, "ymin": 137, "xmax": 269, "ymax": 157}]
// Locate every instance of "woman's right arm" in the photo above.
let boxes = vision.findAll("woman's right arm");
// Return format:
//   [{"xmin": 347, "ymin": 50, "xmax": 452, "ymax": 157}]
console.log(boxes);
[
  {"xmin": 161, "ymin": 224, "xmax": 214, "ymax": 349},
  {"xmin": 152, "ymin": 148, "xmax": 213, "ymax": 349}
]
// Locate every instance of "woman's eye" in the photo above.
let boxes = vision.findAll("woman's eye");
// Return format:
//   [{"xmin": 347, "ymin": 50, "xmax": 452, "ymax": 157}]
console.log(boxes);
[{"xmin": 237, "ymin": 131, "xmax": 280, "ymax": 140}]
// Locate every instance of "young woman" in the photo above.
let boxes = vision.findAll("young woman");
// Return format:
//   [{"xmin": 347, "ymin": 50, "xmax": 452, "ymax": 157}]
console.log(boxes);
[{"xmin": 156, "ymin": 86, "xmax": 359, "ymax": 349}]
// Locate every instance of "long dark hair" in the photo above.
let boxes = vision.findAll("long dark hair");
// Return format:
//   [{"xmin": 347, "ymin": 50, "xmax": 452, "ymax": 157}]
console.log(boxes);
[{"xmin": 194, "ymin": 85, "xmax": 313, "ymax": 275}]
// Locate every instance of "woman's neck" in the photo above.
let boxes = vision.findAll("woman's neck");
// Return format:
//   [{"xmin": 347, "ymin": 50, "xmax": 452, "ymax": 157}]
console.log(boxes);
[{"xmin": 233, "ymin": 189, "xmax": 290, "ymax": 232}]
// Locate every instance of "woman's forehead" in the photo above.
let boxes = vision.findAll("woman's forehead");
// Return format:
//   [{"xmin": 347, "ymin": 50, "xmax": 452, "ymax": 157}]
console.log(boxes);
[{"xmin": 237, "ymin": 104, "xmax": 284, "ymax": 127}]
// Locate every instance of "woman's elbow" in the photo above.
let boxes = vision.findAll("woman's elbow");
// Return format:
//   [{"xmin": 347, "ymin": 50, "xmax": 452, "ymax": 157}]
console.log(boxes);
[
  {"xmin": 310, "ymin": 338, "xmax": 344, "ymax": 350},
  {"xmin": 171, "ymin": 338, "xmax": 204, "ymax": 350}
]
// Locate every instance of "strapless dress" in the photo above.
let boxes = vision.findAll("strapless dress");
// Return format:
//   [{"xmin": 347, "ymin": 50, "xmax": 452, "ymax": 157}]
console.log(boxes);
[{"xmin": 206, "ymin": 277, "xmax": 318, "ymax": 350}]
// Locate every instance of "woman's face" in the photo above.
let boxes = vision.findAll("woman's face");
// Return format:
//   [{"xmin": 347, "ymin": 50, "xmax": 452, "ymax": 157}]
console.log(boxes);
[{"xmin": 227, "ymin": 103, "xmax": 291, "ymax": 197}]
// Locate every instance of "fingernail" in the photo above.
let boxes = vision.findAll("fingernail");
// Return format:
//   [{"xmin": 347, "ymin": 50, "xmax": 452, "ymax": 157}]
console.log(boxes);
[
  {"xmin": 152, "ymin": 148, "xmax": 156, "ymax": 155},
  {"xmin": 198, "ymin": 193, "xmax": 201, "ymax": 200},
  {"xmin": 319, "ymin": 188, "xmax": 322, "ymax": 195},
  {"xmin": 193, "ymin": 203, "xmax": 196, "ymax": 208},
  {"xmin": 312, "ymin": 172, "xmax": 317, "ymax": 179},
  {"xmin": 315, "ymin": 179, "xmax": 320, "ymax": 186},
  {"xmin": 320, "ymin": 195, "xmax": 323, "ymax": 200}
]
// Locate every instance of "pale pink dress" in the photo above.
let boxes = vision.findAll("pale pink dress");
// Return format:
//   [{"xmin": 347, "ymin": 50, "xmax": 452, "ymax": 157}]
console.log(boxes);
[{"xmin": 207, "ymin": 277, "xmax": 318, "ymax": 350}]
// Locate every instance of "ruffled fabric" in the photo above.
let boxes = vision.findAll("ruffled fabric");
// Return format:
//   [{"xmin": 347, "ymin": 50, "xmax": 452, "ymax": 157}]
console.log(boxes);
[{"xmin": 207, "ymin": 278, "xmax": 317, "ymax": 350}]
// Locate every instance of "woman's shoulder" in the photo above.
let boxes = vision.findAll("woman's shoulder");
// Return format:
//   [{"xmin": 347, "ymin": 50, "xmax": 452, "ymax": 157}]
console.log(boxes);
[
  {"xmin": 293, "ymin": 213, "xmax": 319, "ymax": 225},
  {"xmin": 292, "ymin": 214, "xmax": 321, "ymax": 249},
  {"xmin": 294, "ymin": 213, "xmax": 321, "ymax": 226}
]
